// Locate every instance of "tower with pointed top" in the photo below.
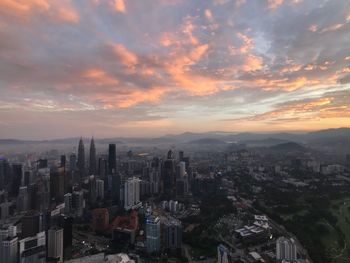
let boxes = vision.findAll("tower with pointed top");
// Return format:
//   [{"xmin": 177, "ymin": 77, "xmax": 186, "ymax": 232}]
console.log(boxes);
[
  {"xmin": 89, "ymin": 137, "xmax": 96, "ymax": 175},
  {"xmin": 77, "ymin": 137, "xmax": 85, "ymax": 181}
]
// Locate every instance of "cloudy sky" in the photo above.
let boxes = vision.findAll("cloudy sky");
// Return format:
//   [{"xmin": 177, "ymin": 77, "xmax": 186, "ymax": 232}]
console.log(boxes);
[{"xmin": 0, "ymin": 0, "xmax": 349, "ymax": 139}]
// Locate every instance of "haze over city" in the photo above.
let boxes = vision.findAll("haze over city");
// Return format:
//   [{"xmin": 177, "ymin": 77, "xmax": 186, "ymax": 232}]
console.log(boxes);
[{"xmin": 0, "ymin": 0, "xmax": 349, "ymax": 139}]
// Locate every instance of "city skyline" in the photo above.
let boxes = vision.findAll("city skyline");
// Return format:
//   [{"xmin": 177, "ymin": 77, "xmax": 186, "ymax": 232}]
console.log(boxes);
[{"xmin": 0, "ymin": 0, "xmax": 349, "ymax": 139}]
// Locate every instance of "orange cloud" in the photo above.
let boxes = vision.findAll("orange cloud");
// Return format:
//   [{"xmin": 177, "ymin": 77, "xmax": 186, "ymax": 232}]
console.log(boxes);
[
  {"xmin": 237, "ymin": 32, "xmax": 254, "ymax": 54},
  {"xmin": 182, "ymin": 17, "xmax": 199, "ymax": 45},
  {"xmin": 83, "ymin": 69, "xmax": 119, "ymax": 85},
  {"xmin": 113, "ymin": 0, "xmax": 126, "ymax": 13},
  {"xmin": 320, "ymin": 23, "xmax": 344, "ymax": 33},
  {"xmin": 308, "ymin": 24, "xmax": 318, "ymax": 32},
  {"xmin": 113, "ymin": 44, "xmax": 138, "ymax": 68},
  {"xmin": 165, "ymin": 44, "xmax": 224, "ymax": 95},
  {"xmin": 246, "ymin": 97, "xmax": 333, "ymax": 122},
  {"xmin": 267, "ymin": 0, "xmax": 284, "ymax": 10},
  {"xmin": 57, "ymin": 8, "xmax": 79, "ymax": 23},
  {"xmin": 0, "ymin": 0, "xmax": 49, "ymax": 14},
  {"xmin": 0, "ymin": 0, "xmax": 79, "ymax": 24},
  {"xmin": 95, "ymin": 86, "xmax": 167, "ymax": 108},
  {"xmin": 242, "ymin": 55, "xmax": 263, "ymax": 71},
  {"xmin": 204, "ymin": 9, "xmax": 214, "ymax": 21},
  {"xmin": 121, "ymin": 118, "xmax": 173, "ymax": 128}
]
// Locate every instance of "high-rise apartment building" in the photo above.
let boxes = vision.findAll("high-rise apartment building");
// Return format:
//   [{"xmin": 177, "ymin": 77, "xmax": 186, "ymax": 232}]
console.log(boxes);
[
  {"xmin": 48, "ymin": 227, "xmax": 64, "ymax": 262},
  {"xmin": 276, "ymin": 237, "xmax": 297, "ymax": 262}
]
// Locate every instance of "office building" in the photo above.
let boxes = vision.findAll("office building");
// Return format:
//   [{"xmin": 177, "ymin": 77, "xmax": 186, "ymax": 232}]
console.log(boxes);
[
  {"xmin": 64, "ymin": 193, "xmax": 72, "ymax": 214},
  {"xmin": 11, "ymin": 163, "xmax": 23, "ymax": 198},
  {"xmin": 162, "ymin": 151, "xmax": 175, "ymax": 193},
  {"xmin": 77, "ymin": 137, "xmax": 85, "ymax": 180},
  {"xmin": 57, "ymin": 215, "xmax": 73, "ymax": 260},
  {"xmin": 48, "ymin": 227, "xmax": 64, "ymax": 262},
  {"xmin": 96, "ymin": 179, "xmax": 104, "ymax": 200},
  {"xmin": 89, "ymin": 137, "xmax": 97, "ymax": 175},
  {"xmin": 146, "ymin": 216, "xmax": 161, "ymax": 253},
  {"xmin": 21, "ymin": 211, "xmax": 41, "ymax": 238},
  {"xmin": 108, "ymin": 144, "xmax": 117, "ymax": 175},
  {"xmin": 163, "ymin": 218, "xmax": 182, "ymax": 251},
  {"xmin": 149, "ymin": 168, "xmax": 160, "ymax": 194},
  {"xmin": 112, "ymin": 173, "xmax": 121, "ymax": 205},
  {"xmin": 69, "ymin": 153, "xmax": 76, "ymax": 172}
]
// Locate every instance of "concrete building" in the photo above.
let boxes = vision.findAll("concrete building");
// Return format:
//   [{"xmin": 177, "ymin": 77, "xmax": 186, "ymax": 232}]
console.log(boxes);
[
  {"xmin": 124, "ymin": 177, "xmax": 141, "ymax": 210},
  {"xmin": 48, "ymin": 227, "xmax": 64, "ymax": 262},
  {"xmin": 276, "ymin": 237, "xmax": 297, "ymax": 262},
  {"xmin": 1, "ymin": 236, "xmax": 18, "ymax": 263},
  {"xmin": 72, "ymin": 190, "xmax": 84, "ymax": 217},
  {"xmin": 19, "ymin": 231, "xmax": 46, "ymax": 263}
]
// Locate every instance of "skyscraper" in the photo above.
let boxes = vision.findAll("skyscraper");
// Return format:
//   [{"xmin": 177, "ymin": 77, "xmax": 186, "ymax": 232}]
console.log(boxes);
[
  {"xmin": 10, "ymin": 163, "xmax": 23, "ymax": 198},
  {"xmin": 77, "ymin": 138, "xmax": 85, "ymax": 180},
  {"xmin": 163, "ymin": 218, "xmax": 182, "ymax": 251},
  {"xmin": 108, "ymin": 144, "xmax": 117, "ymax": 175},
  {"xmin": 48, "ymin": 227, "xmax": 64, "ymax": 263},
  {"xmin": 69, "ymin": 153, "xmax": 76, "ymax": 172},
  {"xmin": 146, "ymin": 216, "xmax": 161, "ymax": 253},
  {"xmin": 89, "ymin": 137, "xmax": 96, "ymax": 175},
  {"xmin": 162, "ymin": 150, "xmax": 175, "ymax": 193},
  {"xmin": 111, "ymin": 173, "xmax": 121, "ymax": 205},
  {"xmin": 124, "ymin": 177, "xmax": 141, "ymax": 210}
]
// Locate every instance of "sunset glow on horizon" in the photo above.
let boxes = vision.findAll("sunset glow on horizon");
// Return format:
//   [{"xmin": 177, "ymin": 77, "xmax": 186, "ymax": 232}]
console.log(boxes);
[{"xmin": 0, "ymin": 0, "xmax": 349, "ymax": 139}]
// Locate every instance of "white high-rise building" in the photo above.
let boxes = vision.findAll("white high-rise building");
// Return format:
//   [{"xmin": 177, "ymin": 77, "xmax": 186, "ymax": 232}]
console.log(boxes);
[
  {"xmin": 276, "ymin": 237, "xmax": 297, "ymax": 262},
  {"xmin": 0, "ymin": 225, "xmax": 18, "ymax": 263},
  {"xmin": 1, "ymin": 236, "xmax": 18, "ymax": 263},
  {"xmin": 48, "ymin": 227, "xmax": 64, "ymax": 262},
  {"xmin": 124, "ymin": 177, "xmax": 141, "ymax": 210}
]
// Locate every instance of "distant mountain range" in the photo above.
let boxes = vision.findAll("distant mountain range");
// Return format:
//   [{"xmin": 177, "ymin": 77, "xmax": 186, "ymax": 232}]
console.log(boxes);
[{"xmin": 1, "ymin": 127, "xmax": 350, "ymax": 154}]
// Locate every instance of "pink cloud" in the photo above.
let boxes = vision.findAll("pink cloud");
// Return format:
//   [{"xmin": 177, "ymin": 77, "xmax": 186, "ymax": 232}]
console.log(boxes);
[{"xmin": 113, "ymin": 0, "xmax": 126, "ymax": 13}]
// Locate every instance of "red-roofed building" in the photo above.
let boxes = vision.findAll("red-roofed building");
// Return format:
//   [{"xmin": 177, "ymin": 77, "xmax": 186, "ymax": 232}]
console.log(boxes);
[
  {"xmin": 91, "ymin": 208, "xmax": 109, "ymax": 233},
  {"xmin": 111, "ymin": 210, "xmax": 139, "ymax": 244}
]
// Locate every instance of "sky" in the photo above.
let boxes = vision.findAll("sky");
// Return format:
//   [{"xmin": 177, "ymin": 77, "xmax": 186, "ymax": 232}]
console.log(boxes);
[{"xmin": 0, "ymin": 0, "xmax": 349, "ymax": 139}]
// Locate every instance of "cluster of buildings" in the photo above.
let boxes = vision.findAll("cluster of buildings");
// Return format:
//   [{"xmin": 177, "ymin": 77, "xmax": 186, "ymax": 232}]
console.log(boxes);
[{"xmin": 0, "ymin": 137, "xmax": 194, "ymax": 261}]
